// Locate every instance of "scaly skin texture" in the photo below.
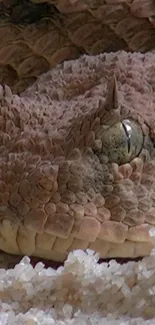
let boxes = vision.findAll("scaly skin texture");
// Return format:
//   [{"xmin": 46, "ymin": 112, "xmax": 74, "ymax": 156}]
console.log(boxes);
[
  {"xmin": 0, "ymin": 0, "xmax": 155, "ymax": 92},
  {"xmin": 0, "ymin": 51, "xmax": 155, "ymax": 262}
]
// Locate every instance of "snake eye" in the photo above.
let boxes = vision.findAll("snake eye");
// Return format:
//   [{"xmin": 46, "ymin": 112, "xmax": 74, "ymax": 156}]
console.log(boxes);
[{"xmin": 101, "ymin": 119, "xmax": 144, "ymax": 165}]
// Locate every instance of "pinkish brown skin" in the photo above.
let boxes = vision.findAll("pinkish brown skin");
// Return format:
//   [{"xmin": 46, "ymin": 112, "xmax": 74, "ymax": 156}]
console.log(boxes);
[{"xmin": 0, "ymin": 51, "xmax": 155, "ymax": 262}]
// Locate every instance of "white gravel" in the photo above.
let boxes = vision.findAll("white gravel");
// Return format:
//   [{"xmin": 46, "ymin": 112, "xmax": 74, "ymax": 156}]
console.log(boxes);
[{"xmin": 0, "ymin": 248, "xmax": 155, "ymax": 324}]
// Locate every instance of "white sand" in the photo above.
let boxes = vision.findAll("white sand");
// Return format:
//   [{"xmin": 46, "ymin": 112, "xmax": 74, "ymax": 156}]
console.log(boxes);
[{"xmin": 0, "ymin": 248, "xmax": 155, "ymax": 324}]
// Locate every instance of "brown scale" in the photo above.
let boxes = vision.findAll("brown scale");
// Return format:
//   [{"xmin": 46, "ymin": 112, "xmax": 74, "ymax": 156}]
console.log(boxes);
[{"xmin": 146, "ymin": 208, "xmax": 155, "ymax": 225}]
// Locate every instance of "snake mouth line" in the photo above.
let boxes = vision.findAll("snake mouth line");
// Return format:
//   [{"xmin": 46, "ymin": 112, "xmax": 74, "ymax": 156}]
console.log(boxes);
[
  {"xmin": 0, "ymin": 249, "xmax": 144, "ymax": 270},
  {"xmin": 0, "ymin": 224, "xmax": 154, "ymax": 269}
]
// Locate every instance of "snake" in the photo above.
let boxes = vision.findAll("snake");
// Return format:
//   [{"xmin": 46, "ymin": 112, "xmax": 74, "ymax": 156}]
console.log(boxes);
[{"xmin": 0, "ymin": 0, "xmax": 155, "ymax": 262}]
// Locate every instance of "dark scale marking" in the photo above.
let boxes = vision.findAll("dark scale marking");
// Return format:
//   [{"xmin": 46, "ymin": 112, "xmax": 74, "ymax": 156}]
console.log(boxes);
[{"xmin": 0, "ymin": 0, "xmax": 58, "ymax": 25}]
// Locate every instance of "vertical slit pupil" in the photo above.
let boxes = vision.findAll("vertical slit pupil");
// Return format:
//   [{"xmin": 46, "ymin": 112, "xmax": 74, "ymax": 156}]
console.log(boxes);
[{"xmin": 122, "ymin": 121, "xmax": 131, "ymax": 154}]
